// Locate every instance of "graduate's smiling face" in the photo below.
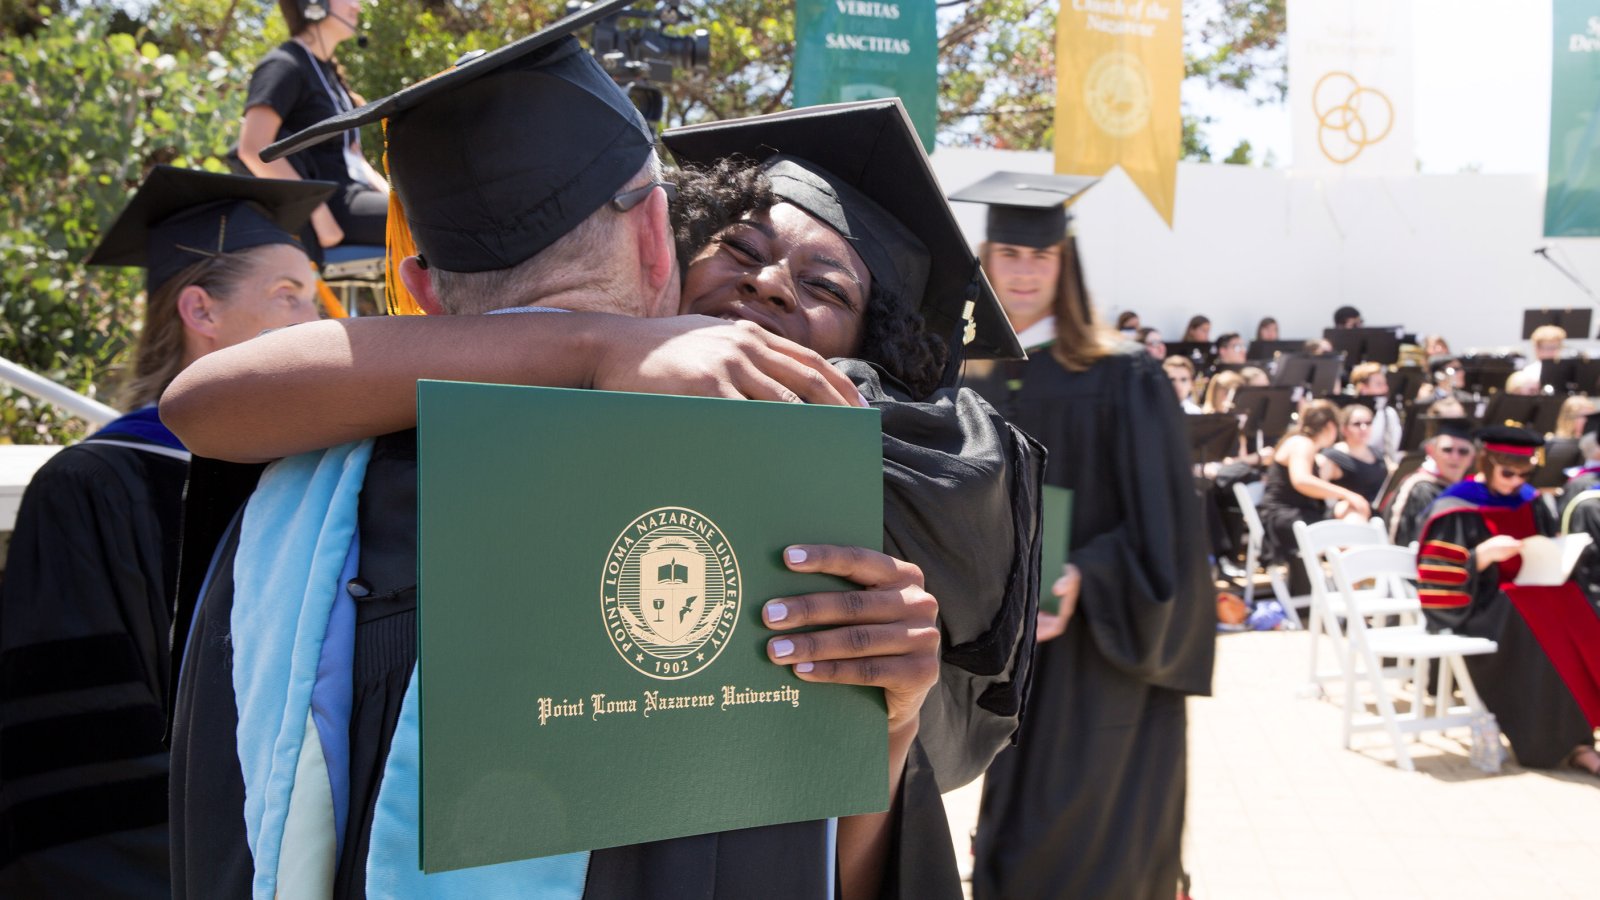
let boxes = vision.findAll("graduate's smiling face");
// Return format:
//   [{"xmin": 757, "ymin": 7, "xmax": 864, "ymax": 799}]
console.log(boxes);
[{"xmin": 679, "ymin": 202, "xmax": 869, "ymax": 360}]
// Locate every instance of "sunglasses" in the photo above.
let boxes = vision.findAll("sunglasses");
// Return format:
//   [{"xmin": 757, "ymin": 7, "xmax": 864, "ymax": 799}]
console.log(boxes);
[
  {"xmin": 1496, "ymin": 466, "xmax": 1534, "ymax": 480},
  {"xmin": 1438, "ymin": 446, "xmax": 1473, "ymax": 457}
]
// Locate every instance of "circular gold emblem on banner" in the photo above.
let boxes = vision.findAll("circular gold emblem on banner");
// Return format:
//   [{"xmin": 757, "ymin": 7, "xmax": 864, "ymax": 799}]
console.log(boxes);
[
  {"xmin": 600, "ymin": 507, "xmax": 741, "ymax": 680},
  {"xmin": 1084, "ymin": 51, "xmax": 1152, "ymax": 138},
  {"xmin": 1312, "ymin": 71, "xmax": 1394, "ymax": 165}
]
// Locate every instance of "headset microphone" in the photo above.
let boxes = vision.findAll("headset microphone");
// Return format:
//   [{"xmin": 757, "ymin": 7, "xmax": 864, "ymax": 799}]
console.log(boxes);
[{"xmin": 329, "ymin": 13, "xmax": 370, "ymax": 49}]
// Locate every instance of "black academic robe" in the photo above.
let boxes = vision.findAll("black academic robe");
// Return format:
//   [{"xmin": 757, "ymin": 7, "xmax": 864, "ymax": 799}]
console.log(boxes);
[
  {"xmin": 1416, "ymin": 493, "xmax": 1598, "ymax": 768},
  {"xmin": 170, "ymin": 366, "xmax": 1039, "ymax": 899},
  {"xmin": 0, "ymin": 438, "xmax": 186, "ymax": 899},
  {"xmin": 1557, "ymin": 468, "xmax": 1600, "ymax": 608},
  {"xmin": 1384, "ymin": 468, "xmax": 1449, "ymax": 547},
  {"xmin": 967, "ymin": 346, "xmax": 1216, "ymax": 900}
]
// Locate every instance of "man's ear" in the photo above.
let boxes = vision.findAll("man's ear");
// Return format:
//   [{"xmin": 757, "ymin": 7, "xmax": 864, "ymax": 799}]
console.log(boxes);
[
  {"xmin": 398, "ymin": 256, "xmax": 446, "ymax": 316},
  {"xmin": 176, "ymin": 284, "xmax": 222, "ymax": 340},
  {"xmin": 636, "ymin": 185, "xmax": 680, "ymax": 317}
]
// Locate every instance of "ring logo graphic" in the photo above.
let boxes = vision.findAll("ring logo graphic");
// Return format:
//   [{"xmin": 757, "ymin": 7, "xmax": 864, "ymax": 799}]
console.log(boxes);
[
  {"xmin": 601, "ymin": 507, "xmax": 741, "ymax": 680},
  {"xmin": 1313, "ymin": 71, "xmax": 1394, "ymax": 165},
  {"xmin": 1084, "ymin": 51, "xmax": 1152, "ymax": 138}
]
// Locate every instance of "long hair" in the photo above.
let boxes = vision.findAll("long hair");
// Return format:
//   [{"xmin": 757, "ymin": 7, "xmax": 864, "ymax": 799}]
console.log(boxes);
[
  {"xmin": 1202, "ymin": 370, "xmax": 1244, "ymax": 414},
  {"xmin": 668, "ymin": 159, "xmax": 946, "ymax": 398},
  {"xmin": 276, "ymin": 0, "xmax": 364, "ymax": 102},
  {"xmin": 120, "ymin": 251, "xmax": 265, "ymax": 410},
  {"xmin": 1271, "ymin": 398, "xmax": 1340, "ymax": 460},
  {"xmin": 977, "ymin": 237, "xmax": 1114, "ymax": 372}
]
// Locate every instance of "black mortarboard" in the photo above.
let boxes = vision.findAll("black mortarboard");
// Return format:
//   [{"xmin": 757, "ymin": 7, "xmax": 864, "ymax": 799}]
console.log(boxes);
[
  {"xmin": 1476, "ymin": 424, "xmax": 1544, "ymax": 456},
  {"xmin": 948, "ymin": 171, "xmax": 1098, "ymax": 249},
  {"xmin": 1423, "ymin": 417, "xmax": 1474, "ymax": 442},
  {"xmin": 85, "ymin": 165, "xmax": 333, "ymax": 294},
  {"xmin": 261, "ymin": 0, "xmax": 652, "ymax": 274},
  {"xmin": 662, "ymin": 99, "xmax": 1024, "ymax": 368}
]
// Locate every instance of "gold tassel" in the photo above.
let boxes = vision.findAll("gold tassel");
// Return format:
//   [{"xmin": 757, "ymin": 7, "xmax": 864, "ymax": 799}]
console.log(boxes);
[
  {"xmin": 315, "ymin": 277, "xmax": 348, "ymax": 318},
  {"xmin": 382, "ymin": 118, "xmax": 426, "ymax": 316}
]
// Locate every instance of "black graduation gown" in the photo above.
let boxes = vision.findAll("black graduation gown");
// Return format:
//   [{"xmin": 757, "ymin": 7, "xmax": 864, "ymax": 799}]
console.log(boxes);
[
  {"xmin": 0, "ymin": 437, "xmax": 186, "ymax": 899},
  {"xmin": 1415, "ymin": 495, "xmax": 1597, "ymax": 768},
  {"xmin": 169, "ymin": 364, "xmax": 1042, "ymax": 898},
  {"xmin": 967, "ymin": 347, "xmax": 1216, "ymax": 900},
  {"xmin": 1384, "ymin": 469, "xmax": 1448, "ymax": 547},
  {"xmin": 1557, "ymin": 469, "xmax": 1600, "ymax": 609}
]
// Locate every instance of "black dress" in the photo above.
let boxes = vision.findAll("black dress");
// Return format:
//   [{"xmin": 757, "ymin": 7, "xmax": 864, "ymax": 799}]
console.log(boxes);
[
  {"xmin": 1321, "ymin": 446, "xmax": 1387, "ymax": 505},
  {"xmin": 1257, "ymin": 455, "xmax": 1327, "ymax": 595},
  {"xmin": 0, "ymin": 429, "xmax": 187, "ymax": 899},
  {"xmin": 966, "ymin": 347, "xmax": 1215, "ymax": 900}
]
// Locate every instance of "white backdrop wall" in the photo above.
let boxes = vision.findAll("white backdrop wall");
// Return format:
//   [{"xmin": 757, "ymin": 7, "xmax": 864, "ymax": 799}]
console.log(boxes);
[{"xmin": 930, "ymin": 148, "xmax": 1600, "ymax": 354}]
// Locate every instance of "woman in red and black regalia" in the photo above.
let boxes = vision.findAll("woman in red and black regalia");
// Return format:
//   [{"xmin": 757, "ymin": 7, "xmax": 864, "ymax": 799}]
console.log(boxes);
[{"xmin": 1415, "ymin": 425, "xmax": 1600, "ymax": 774}]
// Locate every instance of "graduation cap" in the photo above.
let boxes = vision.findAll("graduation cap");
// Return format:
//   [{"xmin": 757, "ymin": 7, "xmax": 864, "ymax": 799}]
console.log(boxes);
[
  {"xmin": 1476, "ymin": 424, "xmax": 1543, "ymax": 457},
  {"xmin": 86, "ymin": 165, "xmax": 334, "ymax": 294},
  {"xmin": 661, "ymin": 99, "xmax": 1023, "ymax": 369},
  {"xmin": 947, "ymin": 171, "xmax": 1098, "ymax": 249},
  {"xmin": 1423, "ymin": 417, "xmax": 1474, "ymax": 442},
  {"xmin": 261, "ymin": 0, "xmax": 652, "ymax": 282}
]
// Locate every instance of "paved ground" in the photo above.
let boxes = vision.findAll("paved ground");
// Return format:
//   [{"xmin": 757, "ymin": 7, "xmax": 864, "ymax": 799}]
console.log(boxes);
[{"xmin": 943, "ymin": 629, "xmax": 1599, "ymax": 899}]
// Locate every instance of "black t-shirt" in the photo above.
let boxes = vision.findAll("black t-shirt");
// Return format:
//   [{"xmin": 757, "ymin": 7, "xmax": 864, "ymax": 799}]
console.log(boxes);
[{"xmin": 245, "ymin": 41, "xmax": 358, "ymax": 186}]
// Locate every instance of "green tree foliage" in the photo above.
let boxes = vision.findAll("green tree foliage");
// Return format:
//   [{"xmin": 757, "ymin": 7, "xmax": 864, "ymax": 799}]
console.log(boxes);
[
  {"xmin": 1, "ymin": 7, "xmax": 252, "ymax": 443},
  {"xmin": 1222, "ymin": 139, "xmax": 1253, "ymax": 165}
]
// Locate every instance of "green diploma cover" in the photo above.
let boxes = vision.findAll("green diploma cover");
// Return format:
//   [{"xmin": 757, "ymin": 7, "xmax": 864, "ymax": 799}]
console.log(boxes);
[
  {"xmin": 1038, "ymin": 485, "xmax": 1073, "ymax": 615},
  {"xmin": 417, "ymin": 381, "xmax": 888, "ymax": 872}
]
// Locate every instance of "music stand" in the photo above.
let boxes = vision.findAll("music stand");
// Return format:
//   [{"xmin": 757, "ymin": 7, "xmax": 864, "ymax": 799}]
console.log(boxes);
[
  {"xmin": 1273, "ymin": 354, "xmax": 1344, "ymax": 395},
  {"xmin": 1187, "ymin": 413, "xmax": 1240, "ymax": 465},
  {"xmin": 1573, "ymin": 359, "xmax": 1600, "ymax": 395},
  {"xmin": 1233, "ymin": 386, "xmax": 1296, "ymax": 446},
  {"xmin": 1481, "ymin": 393, "xmax": 1563, "ymax": 435},
  {"xmin": 1323, "ymin": 327, "xmax": 1403, "ymax": 366},
  {"xmin": 1247, "ymin": 340, "xmax": 1309, "ymax": 362},
  {"xmin": 1457, "ymin": 356, "xmax": 1517, "ymax": 394},
  {"xmin": 1520, "ymin": 307, "xmax": 1593, "ymax": 339},
  {"xmin": 1538, "ymin": 358, "xmax": 1582, "ymax": 393},
  {"xmin": 1387, "ymin": 367, "xmax": 1425, "ymax": 408},
  {"xmin": 1164, "ymin": 341, "xmax": 1215, "ymax": 368}
]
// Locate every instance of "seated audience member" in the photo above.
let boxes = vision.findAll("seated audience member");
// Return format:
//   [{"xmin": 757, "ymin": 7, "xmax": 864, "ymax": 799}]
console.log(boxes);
[
  {"xmin": 1382, "ymin": 420, "xmax": 1475, "ymax": 546},
  {"xmin": 1416, "ymin": 426, "xmax": 1600, "ymax": 773},
  {"xmin": 1419, "ymin": 355, "xmax": 1468, "ymax": 407},
  {"xmin": 1554, "ymin": 395, "xmax": 1596, "ymax": 439},
  {"xmin": 1428, "ymin": 394, "xmax": 1467, "ymax": 418},
  {"xmin": 1319, "ymin": 404, "xmax": 1388, "ymax": 507},
  {"xmin": 1115, "ymin": 310, "xmax": 1140, "ymax": 334},
  {"xmin": 1349, "ymin": 361, "xmax": 1401, "ymax": 462},
  {"xmin": 1258, "ymin": 400, "xmax": 1370, "ymax": 595},
  {"xmin": 1529, "ymin": 324, "xmax": 1567, "ymax": 367},
  {"xmin": 1182, "ymin": 315, "xmax": 1211, "ymax": 343},
  {"xmin": 1505, "ymin": 368, "xmax": 1542, "ymax": 397},
  {"xmin": 1333, "ymin": 305, "xmax": 1362, "ymax": 328},
  {"xmin": 1163, "ymin": 355, "xmax": 1202, "ymax": 413},
  {"xmin": 1558, "ymin": 431, "xmax": 1600, "ymax": 605},
  {"xmin": 1422, "ymin": 334, "xmax": 1451, "ymax": 357},
  {"xmin": 1255, "ymin": 317, "xmax": 1279, "ymax": 342},
  {"xmin": 1202, "ymin": 369, "xmax": 1244, "ymax": 415},
  {"xmin": 1137, "ymin": 326, "xmax": 1166, "ymax": 359},
  {"xmin": 1239, "ymin": 365, "xmax": 1269, "ymax": 387},
  {"xmin": 1215, "ymin": 332, "xmax": 1246, "ymax": 366},
  {"xmin": 1303, "ymin": 338, "xmax": 1334, "ymax": 356}
]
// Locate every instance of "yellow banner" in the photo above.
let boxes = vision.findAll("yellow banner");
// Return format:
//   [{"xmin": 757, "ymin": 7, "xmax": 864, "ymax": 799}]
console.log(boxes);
[{"xmin": 1054, "ymin": 0, "xmax": 1182, "ymax": 225}]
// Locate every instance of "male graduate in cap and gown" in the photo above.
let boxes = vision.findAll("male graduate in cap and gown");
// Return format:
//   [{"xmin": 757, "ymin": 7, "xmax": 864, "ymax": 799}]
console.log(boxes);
[
  {"xmin": 1415, "ymin": 425, "xmax": 1600, "ymax": 773},
  {"xmin": 1381, "ymin": 418, "xmax": 1476, "ymax": 547},
  {"xmin": 953, "ymin": 174, "xmax": 1216, "ymax": 899},
  {"xmin": 165, "ymin": 4, "xmax": 1039, "ymax": 897},
  {"xmin": 0, "ymin": 167, "xmax": 331, "ymax": 898}
]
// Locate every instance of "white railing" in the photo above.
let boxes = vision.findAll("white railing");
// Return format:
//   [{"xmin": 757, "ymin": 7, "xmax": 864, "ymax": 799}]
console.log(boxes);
[{"xmin": 0, "ymin": 356, "xmax": 119, "ymax": 427}]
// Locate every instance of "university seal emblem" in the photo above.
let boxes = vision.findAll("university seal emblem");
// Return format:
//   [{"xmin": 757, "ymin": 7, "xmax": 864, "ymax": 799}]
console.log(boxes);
[
  {"xmin": 600, "ymin": 507, "xmax": 741, "ymax": 680},
  {"xmin": 1084, "ymin": 51, "xmax": 1152, "ymax": 138}
]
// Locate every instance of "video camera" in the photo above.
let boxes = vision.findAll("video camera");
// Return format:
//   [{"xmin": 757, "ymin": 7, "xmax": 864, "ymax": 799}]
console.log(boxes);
[{"xmin": 568, "ymin": 1, "xmax": 710, "ymax": 125}]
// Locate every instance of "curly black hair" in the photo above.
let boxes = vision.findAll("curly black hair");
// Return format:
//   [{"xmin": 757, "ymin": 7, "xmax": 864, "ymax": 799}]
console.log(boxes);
[{"xmin": 668, "ymin": 158, "xmax": 948, "ymax": 399}]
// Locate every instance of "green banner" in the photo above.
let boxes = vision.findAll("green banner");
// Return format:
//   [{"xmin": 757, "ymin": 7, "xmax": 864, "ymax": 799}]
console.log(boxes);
[
  {"xmin": 793, "ymin": 0, "xmax": 937, "ymax": 150},
  {"xmin": 1545, "ymin": 1, "xmax": 1600, "ymax": 236}
]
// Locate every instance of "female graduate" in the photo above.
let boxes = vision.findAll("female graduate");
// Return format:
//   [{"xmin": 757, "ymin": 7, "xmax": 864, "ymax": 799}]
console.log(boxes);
[
  {"xmin": 237, "ymin": 0, "xmax": 388, "ymax": 248},
  {"xmin": 949, "ymin": 172, "xmax": 1215, "ymax": 900},
  {"xmin": 162, "ymin": 92, "xmax": 1040, "ymax": 900},
  {"xmin": 0, "ymin": 167, "xmax": 330, "ymax": 897},
  {"xmin": 1415, "ymin": 426, "xmax": 1600, "ymax": 773}
]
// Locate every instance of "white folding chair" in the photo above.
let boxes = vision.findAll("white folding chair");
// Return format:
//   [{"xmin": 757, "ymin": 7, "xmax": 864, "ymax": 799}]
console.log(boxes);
[
  {"xmin": 1294, "ymin": 518, "xmax": 1420, "ymax": 695},
  {"xmin": 1231, "ymin": 481, "xmax": 1290, "ymax": 609},
  {"xmin": 1328, "ymin": 545, "xmax": 1497, "ymax": 772}
]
